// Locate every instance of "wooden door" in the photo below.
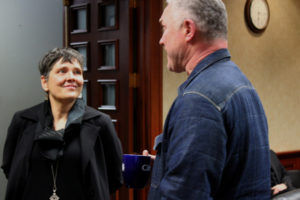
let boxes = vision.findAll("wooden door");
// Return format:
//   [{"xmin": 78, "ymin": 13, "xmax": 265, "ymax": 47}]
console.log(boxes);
[{"xmin": 63, "ymin": 0, "xmax": 162, "ymax": 199}]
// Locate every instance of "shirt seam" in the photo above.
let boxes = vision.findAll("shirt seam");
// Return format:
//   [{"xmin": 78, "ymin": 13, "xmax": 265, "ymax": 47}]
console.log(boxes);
[
  {"xmin": 183, "ymin": 85, "xmax": 254, "ymax": 112},
  {"xmin": 183, "ymin": 91, "xmax": 221, "ymax": 111}
]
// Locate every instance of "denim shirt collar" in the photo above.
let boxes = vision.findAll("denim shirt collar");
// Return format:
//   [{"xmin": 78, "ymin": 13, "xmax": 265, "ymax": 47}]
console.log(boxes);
[{"xmin": 178, "ymin": 48, "xmax": 231, "ymax": 94}]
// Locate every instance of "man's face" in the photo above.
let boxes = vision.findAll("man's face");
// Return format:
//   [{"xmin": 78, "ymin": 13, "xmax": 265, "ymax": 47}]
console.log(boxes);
[{"xmin": 159, "ymin": 5, "xmax": 187, "ymax": 73}]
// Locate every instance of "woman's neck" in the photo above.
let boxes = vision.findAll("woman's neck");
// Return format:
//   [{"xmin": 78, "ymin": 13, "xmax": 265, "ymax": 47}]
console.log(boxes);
[{"xmin": 49, "ymin": 97, "xmax": 75, "ymax": 130}]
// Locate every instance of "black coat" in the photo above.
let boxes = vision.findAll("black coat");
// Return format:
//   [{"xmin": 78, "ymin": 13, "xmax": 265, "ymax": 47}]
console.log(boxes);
[
  {"xmin": 1, "ymin": 102, "xmax": 123, "ymax": 200},
  {"xmin": 270, "ymin": 150, "xmax": 294, "ymax": 191}
]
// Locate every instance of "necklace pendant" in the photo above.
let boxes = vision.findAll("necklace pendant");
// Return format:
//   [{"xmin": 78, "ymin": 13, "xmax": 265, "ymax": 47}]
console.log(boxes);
[{"xmin": 50, "ymin": 192, "xmax": 60, "ymax": 200}]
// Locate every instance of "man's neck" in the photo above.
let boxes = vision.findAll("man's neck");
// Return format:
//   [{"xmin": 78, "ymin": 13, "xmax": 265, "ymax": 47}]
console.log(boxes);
[{"xmin": 185, "ymin": 39, "xmax": 228, "ymax": 75}]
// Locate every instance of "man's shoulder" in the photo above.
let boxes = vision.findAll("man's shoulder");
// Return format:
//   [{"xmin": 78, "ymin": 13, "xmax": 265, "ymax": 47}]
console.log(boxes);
[{"xmin": 183, "ymin": 61, "xmax": 254, "ymax": 110}]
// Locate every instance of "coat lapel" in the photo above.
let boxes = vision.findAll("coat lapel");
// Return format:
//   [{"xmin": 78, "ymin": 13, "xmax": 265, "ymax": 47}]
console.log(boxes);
[{"xmin": 80, "ymin": 123, "xmax": 100, "ymax": 176}]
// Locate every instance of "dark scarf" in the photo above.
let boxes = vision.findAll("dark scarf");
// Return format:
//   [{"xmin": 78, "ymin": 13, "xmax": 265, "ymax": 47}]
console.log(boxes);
[{"xmin": 34, "ymin": 99, "xmax": 85, "ymax": 161}]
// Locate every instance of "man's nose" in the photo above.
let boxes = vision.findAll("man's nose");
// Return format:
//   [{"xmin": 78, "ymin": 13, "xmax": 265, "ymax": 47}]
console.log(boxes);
[{"xmin": 159, "ymin": 36, "xmax": 164, "ymax": 46}]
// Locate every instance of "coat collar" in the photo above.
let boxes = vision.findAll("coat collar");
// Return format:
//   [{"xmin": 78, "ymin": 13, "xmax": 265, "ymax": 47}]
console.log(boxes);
[
  {"xmin": 19, "ymin": 100, "xmax": 103, "ymax": 173},
  {"xmin": 19, "ymin": 100, "xmax": 102, "ymax": 123}
]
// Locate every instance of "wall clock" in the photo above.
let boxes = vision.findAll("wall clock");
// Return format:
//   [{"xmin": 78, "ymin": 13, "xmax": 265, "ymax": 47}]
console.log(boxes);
[{"xmin": 245, "ymin": 0, "xmax": 270, "ymax": 33}]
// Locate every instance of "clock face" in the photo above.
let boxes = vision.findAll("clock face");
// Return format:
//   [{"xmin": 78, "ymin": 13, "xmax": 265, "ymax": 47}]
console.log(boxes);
[
  {"xmin": 249, "ymin": 0, "xmax": 270, "ymax": 30},
  {"xmin": 245, "ymin": 0, "xmax": 270, "ymax": 33}
]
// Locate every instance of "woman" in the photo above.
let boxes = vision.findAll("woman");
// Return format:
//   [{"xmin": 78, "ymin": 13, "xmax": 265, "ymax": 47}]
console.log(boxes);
[
  {"xmin": 270, "ymin": 149, "xmax": 295, "ymax": 196},
  {"xmin": 1, "ymin": 47, "xmax": 123, "ymax": 200}
]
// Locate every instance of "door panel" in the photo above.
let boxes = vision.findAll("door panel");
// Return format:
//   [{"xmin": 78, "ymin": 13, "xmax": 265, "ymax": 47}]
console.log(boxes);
[{"xmin": 64, "ymin": 0, "xmax": 162, "ymax": 199}]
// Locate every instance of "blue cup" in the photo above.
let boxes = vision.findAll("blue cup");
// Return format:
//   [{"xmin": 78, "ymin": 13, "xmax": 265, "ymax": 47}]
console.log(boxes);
[{"xmin": 122, "ymin": 154, "xmax": 152, "ymax": 188}]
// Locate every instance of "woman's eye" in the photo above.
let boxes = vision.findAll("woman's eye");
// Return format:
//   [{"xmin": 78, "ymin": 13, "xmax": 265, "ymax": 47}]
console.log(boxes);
[
  {"xmin": 75, "ymin": 70, "xmax": 82, "ymax": 75},
  {"xmin": 58, "ymin": 69, "xmax": 66, "ymax": 73}
]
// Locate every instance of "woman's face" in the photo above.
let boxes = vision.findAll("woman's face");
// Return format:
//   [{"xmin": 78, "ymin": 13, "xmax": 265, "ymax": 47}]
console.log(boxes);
[{"xmin": 41, "ymin": 58, "xmax": 83, "ymax": 104}]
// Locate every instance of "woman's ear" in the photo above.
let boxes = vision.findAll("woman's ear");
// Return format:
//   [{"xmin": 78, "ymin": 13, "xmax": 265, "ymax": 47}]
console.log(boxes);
[
  {"xmin": 182, "ymin": 19, "xmax": 197, "ymax": 42},
  {"xmin": 40, "ymin": 75, "xmax": 49, "ymax": 92}
]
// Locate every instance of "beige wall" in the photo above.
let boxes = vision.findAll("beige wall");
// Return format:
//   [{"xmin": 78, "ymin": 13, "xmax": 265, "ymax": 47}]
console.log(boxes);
[{"xmin": 163, "ymin": 0, "xmax": 300, "ymax": 152}]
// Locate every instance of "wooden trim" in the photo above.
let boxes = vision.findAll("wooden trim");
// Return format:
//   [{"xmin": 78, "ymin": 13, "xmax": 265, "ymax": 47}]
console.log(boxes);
[
  {"xmin": 97, "ymin": 79, "xmax": 119, "ymax": 111},
  {"xmin": 70, "ymin": 3, "xmax": 90, "ymax": 34},
  {"xmin": 82, "ymin": 79, "xmax": 91, "ymax": 105},
  {"xmin": 140, "ymin": 0, "xmax": 163, "ymax": 154},
  {"xmin": 135, "ymin": 0, "xmax": 163, "ymax": 199},
  {"xmin": 70, "ymin": 41, "xmax": 90, "ymax": 71},
  {"xmin": 277, "ymin": 150, "xmax": 300, "ymax": 170},
  {"xmin": 64, "ymin": 6, "xmax": 69, "ymax": 47},
  {"xmin": 63, "ymin": 0, "xmax": 70, "ymax": 6},
  {"xmin": 97, "ymin": 39, "xmax": 119, "ymax": 71},
  {"xmin": 277, "ymin": 150, "xmax": 300, "ymax": 159},
  {"xmin": 97, "ymin": 0, "xmax": 119, "ymax": 31}
]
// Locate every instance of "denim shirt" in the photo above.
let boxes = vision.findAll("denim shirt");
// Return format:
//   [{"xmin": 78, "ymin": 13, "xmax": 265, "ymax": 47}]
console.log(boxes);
[{"xmin": 148, "ymin": 49, "xmax": 270, "ymax": 200}]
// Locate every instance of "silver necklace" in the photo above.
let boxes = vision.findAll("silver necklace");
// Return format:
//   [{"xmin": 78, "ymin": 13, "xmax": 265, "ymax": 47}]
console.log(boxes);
[{"xmin": 50, "ymin": 162, "xmax": 60, "ymax": 200}]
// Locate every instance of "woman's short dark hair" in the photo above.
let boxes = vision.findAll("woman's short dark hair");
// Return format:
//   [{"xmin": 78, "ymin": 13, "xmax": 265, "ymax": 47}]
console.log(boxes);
[{"xmin": 39, "ymin": 47, "xmax": 84, "ymax": 77}]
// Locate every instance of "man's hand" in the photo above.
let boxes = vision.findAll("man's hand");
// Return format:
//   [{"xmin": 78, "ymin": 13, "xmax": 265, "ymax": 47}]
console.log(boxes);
[{"xmin": 142, "ymin": 150, "xmax": 156, "ymax": 160}]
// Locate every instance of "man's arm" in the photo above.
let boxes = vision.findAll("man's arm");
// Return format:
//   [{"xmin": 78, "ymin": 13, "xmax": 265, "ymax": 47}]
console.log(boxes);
[{"xmin": 159, "ymin": 94, "xmax": 227, "ymax": 199}]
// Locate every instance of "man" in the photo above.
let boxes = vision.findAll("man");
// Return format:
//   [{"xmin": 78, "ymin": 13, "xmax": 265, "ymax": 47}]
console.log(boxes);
[{"xmin": 145, "ymin": 0, "xmax": 270, "ymax": 199}]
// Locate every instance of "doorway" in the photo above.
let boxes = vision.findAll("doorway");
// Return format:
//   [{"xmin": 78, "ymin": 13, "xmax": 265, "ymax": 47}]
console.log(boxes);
[{"xmin": 63, "ymin": 0, "xmax": 163, "ymax": 199}]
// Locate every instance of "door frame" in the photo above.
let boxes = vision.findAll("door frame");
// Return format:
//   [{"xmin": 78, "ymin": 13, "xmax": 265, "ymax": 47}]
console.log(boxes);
[{"xmin": 134, "ymin": 0, "xmax": 163, "ymax": 156}]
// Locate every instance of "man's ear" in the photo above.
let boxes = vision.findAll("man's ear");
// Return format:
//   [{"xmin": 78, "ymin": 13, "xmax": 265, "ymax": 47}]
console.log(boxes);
[
  {"xmin": 182, "ymin": 19, "xmax": 197, "ymax": 42},
  {"xmin": 40, "ymin": 75, "xmax": 49, "ymax": 92}
]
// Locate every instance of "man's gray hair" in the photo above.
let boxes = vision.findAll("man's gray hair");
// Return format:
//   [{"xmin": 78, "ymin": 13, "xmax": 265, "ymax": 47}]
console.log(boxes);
[{"xmin": 166, "ymin": 0, "xmax": 228, "ymax": 40}]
